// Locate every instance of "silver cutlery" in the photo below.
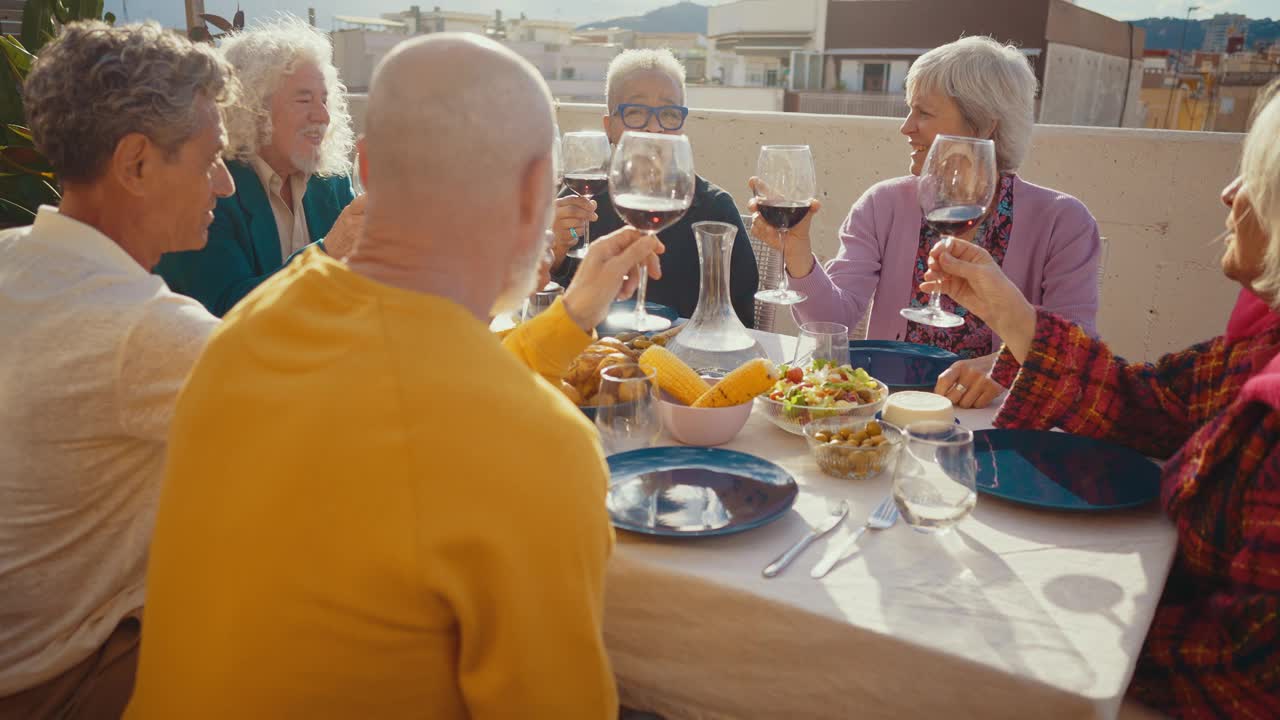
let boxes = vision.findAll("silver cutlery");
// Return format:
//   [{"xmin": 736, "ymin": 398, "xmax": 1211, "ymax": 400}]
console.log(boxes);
[
  {"xmin": 762, "ymin": 500, "xmax": 849, "ymax": 578},
  {"xmin": 810, "ymin": 497, "xmax": 900, "ymax": 579}
]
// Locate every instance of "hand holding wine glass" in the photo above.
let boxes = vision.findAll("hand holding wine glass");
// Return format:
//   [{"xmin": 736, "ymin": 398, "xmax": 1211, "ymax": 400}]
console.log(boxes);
[
  {"xmin": 752, "ymin": 146, "xmax": 817, "ymax": 305},
  {"xmin": 561, "ymin": 131, "xmax": 611, "ymax": 260},
  {"xmin": 606, "ymin": 131, "xmax": 695, "ymax": 332},
  {"xmin": 900, "ymin": 135, "xmax": 997, "ymax": 329}
]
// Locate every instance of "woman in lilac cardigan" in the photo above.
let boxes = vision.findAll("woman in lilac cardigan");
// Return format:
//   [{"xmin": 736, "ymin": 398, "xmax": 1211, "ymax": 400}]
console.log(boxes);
[{"xmin": 750, "ymin": 36, "xmax": 1101, "ymax": 408}]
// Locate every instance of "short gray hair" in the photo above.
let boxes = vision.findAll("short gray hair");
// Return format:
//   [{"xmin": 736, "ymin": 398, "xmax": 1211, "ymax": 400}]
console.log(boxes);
[
  {"xmin": 906, "ymin": 36, "xmax": 1038, "ymax": 173},
  {"xmin": 1243, "ymin": 90, "xmax": 1280, "ymax": 302},
  {"xmin": 218, "ymin": 15, "xmax": 353, "ymax": 176},
  {"xmin": 605, "ymin": 48, "xmax": 686, "ymax": 110},
  {"xmin": 22, "ymin": 21, "xmax": 235, "ymax": 183}
]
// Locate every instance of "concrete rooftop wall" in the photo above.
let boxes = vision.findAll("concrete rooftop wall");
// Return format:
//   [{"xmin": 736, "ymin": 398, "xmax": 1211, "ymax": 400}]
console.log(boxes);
[{"xmin": 348, "ymin": 94, "xmax": 1246, "ymax": 363}]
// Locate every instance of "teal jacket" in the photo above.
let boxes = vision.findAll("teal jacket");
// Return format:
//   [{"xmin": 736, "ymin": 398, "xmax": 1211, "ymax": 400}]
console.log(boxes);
[{"xmin": 155, "ymin": 160, "xmax": 355, "ymax": 317}]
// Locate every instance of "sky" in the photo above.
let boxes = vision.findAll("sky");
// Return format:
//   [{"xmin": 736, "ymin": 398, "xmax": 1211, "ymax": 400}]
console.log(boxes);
[{"xmin": 101, "ymin": 0, "xmax": 1274, "ymax": 35}]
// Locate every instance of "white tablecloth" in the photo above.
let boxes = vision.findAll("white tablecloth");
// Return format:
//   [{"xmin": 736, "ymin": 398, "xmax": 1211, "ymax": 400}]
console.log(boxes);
[{"xmin": 604, "ymin": 331, "xmax": 1177, "ymax": 719}]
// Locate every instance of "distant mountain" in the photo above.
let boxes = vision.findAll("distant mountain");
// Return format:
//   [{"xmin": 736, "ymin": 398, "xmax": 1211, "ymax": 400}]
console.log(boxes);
[
  {"xmin": 577, "ymin": 1, "xmax": 707, "ymax": 33},
  {"xmin": 1134, "ymin": 16, "xmax": 1280, "ymax": 51}
]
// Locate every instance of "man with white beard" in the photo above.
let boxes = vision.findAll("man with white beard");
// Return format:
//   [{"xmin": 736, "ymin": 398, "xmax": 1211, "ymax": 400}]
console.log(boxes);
[
  {"xmin": 126, "ymin": 33, "xmax": 662, "ymax": 718},
  {"xmin": 154, "ymin": 16, "xmax": 367, "ymax": 317}
]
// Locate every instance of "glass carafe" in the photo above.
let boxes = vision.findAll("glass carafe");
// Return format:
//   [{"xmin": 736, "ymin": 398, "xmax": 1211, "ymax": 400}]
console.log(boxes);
[{"xmin": 668, "ymin": 221, "xmax": 768, "ymax": 376}]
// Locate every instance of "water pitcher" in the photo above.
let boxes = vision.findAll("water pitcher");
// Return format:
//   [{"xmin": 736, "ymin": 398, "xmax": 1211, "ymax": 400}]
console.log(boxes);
[{"xmin": 668, "ymin": 221, "xmax": 768, "ymax": 375}]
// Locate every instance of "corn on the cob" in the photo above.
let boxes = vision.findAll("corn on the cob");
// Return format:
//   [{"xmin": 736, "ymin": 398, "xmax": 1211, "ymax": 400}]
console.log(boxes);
[
  {"xmin": 638, "ymin": 345, "xmax": 710, "ymax": 406},
  {"xmin": 693, "ymin": 359, "xmax": 778, "ymax": 408}
]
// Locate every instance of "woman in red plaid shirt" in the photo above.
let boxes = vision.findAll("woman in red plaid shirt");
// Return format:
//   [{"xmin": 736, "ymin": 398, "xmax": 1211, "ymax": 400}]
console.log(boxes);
[{"xmin": 922, "ymin": 87, "xmax": 1280, "ymax": 719}]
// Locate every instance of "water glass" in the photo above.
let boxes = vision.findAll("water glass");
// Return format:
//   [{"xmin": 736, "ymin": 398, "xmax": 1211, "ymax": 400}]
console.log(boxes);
[
  {"xmin": 521, "ymin": 282, "xmax": 563, "ymax": 323},
  {"xmin": 595, "ymin": 364, "xmax": 662, "ymax": 455},
  {"xmin": 793, "ymin": 321, "xmax": 849, "ymax": 367},
  {"xmin": 892, "ymin": 421, "xmax": 977, "ymax": 534}
]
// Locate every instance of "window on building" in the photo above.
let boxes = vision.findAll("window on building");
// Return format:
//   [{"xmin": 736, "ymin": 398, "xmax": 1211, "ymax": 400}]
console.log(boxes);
[
  {"xmin": 561, "ymin": 67, "xmax": 576, "ymax": 80},
  {"xmin": 863, "ymin": 63, "xmax": 888, "ymax": 92},
  {"xmin": 765, "ymin": 69, "xmax": 779, "ymax": 87}
]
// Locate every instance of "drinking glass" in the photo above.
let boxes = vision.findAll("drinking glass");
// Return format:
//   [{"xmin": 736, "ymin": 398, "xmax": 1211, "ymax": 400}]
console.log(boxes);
[
  {"xmin": 562, "ymin": 131, "xmax": 612, "ymax": 259},
  {"xmin": 606, "ymin": 131, "xmax": 696, "ymax": 332},
  {"xmin": 350, "ymin": 150, "xmax": 365, "ymax": 196},
  {"xmin": 792, "ymin": 321, "xmax": 849, "ymax": 367},
  {"xmin": 753, "ymin": 145, "xmax": 816, "ymax": 305},
  {"xmin": 595, "ymin": 364, "xmax": 662, "ymax": 455},
  {"xmin": 900, "ymin": 135, "xmax": 997, "ymax": 329},
  {"xmin": 892, "ymin": 421, "xmax": 977, "ymax": 534}
]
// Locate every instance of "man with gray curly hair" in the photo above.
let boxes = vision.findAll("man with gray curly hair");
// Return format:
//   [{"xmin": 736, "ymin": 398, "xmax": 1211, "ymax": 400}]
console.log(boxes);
[
  {"xmin": 0, "ymin": 21, "xmax": 234, "ymax": 719},
  {"xmin": 154, "ymin": 15, "xmax": 366, "ymax": 317}
]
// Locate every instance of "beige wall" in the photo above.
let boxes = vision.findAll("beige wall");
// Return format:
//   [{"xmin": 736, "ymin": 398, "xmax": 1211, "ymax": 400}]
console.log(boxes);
[
  {"xmin": 557, "ymin": 104, "xmax": 1243, "ymax": 361},
  {"xmin": 346, "ymin": 95, "xmax": 1244, "ymax": 361},
  {"xmin": 1040, "ymin": 43, "xmax": 1145, "ymax": 128}
]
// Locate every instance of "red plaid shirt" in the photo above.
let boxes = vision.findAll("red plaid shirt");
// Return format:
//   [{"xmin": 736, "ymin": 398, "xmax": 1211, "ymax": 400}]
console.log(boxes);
[{"xmin": 993, "ymin": 292, "xmax": 1280, "ymax": 719}]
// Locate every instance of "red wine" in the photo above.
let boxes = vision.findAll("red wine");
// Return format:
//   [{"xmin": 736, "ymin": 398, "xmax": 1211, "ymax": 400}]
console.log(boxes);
[
  {"xmin": 613, "ymin": 194, "xmax": 689, "ymax": 233},
  {"xmin": 758, "ymin": 202, "xmax": 811, "ymax": 231},
  {"xmin": 563, "ymin": 173, "xmax": 608, "ymax": 198},
  {"xmin": 925, "ymin": 205, "xmax": 986, "ymax": 236}
]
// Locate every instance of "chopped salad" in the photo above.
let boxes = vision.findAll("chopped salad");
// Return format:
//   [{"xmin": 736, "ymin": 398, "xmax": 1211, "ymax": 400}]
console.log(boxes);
[{"xmin": 768, "ymin": 360, "xmax": 883, "ymax": 415}]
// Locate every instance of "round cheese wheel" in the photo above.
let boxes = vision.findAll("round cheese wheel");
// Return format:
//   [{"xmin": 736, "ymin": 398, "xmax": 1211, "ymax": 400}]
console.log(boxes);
[{"xmin": 882, "ymin": 391, "xmax": 954, "ymax": 428}]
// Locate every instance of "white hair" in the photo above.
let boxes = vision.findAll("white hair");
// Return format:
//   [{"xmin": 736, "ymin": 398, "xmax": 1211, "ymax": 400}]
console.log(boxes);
[
  {"xmin": 219, "ymin": 15, "xmax": 353, "ymax": 176},
  {"xmin": 1243, "ymin": 86, "xmax": 1280, "ymax": 302},
  {"xmin": 906, "ymin": 36, "xmax": 1038, "ymax": 173},
  {"xmin": 605, "ymin": 48, "xmax": 686, "ymax": 109}
]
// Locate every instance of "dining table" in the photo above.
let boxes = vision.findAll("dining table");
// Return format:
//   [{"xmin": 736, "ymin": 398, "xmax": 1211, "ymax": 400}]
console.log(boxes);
[{"xmin": 604, "ymin": 329, "xmax": 1178, "ymax": 720}]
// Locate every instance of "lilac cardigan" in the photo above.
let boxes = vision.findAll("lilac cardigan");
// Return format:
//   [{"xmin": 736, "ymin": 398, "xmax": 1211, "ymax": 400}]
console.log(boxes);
[{"xmin": 790, "ymin": 175, "xmax": 1101, "ymax": 352}]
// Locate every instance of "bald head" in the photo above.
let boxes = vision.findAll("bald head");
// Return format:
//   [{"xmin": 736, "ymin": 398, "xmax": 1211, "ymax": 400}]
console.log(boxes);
[
  {"xmin": 365, "ymin": 34, "xmax": 555, "ymax": 220},
  {"xmin": 357, "ymin": 33, "xmax": 557, "ymax": 316}
]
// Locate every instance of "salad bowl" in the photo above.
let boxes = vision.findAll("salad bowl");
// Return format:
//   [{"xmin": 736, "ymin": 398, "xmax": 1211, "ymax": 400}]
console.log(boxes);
[{"xmin": 755, "ymin": 360, "xmax": 888, "ymax": 435}]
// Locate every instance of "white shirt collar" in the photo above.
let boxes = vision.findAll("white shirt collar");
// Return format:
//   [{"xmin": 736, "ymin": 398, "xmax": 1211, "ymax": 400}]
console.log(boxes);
[{"xmin": 30, "ymin": 205, "xmax": 148, "ymax": 276}]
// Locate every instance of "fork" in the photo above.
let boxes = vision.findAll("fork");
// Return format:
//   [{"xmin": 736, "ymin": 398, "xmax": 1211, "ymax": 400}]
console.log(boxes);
[
  {"xmin": 762, "ymin": 499, "xmax": 849, "ymax": 578},
  {"xmin": 810, "ymin": 497, "xmax": 900, "ymax": 579}
]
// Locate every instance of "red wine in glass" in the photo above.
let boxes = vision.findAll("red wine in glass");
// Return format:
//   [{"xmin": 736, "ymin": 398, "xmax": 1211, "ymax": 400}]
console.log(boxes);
[
  {"xmin": 564, "ymin": 172, "xmax": 608, "ymax": 199},
  {"xmin": 924, "ymin": 205, "xmax": 985, "ymax": 237},
  {"xmin": 758, "ymin": 201, "xmax": 811, "ymax": 231},
  {"xmin": 614, "ymin": 195, "xmax": 688, "ymax": 233}
]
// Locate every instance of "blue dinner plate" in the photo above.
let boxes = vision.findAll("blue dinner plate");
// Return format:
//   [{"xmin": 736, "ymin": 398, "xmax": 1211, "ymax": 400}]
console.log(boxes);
[
  {"xmin": 595, "ymin": 300, "xmax": 681, "ymax": 338},
  {"xmin": 973, "ymin": 429, "xmax": 1161, "ymax": 511},
  {"xmin": 848, "ymin": 340, "xmax": 959, "ymax": 392},
  {"xmin": 606, "ymin": 447, "xmax": 798, "ymax": 537}
]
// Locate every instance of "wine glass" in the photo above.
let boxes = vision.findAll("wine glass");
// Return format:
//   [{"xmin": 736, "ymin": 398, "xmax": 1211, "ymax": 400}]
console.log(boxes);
[
  {"xmin": 753, "ymin": 145, "xmax": 816, "ymax": 305},
  {"xmin": 892, "ymin": 421, "xmax": 977, "ymax": 534},
  {"xmin": 561, "ymin": 131, "xmax": 611, "ymax": 260},
  {"xmin": 594, "ymin": 364, "xmax": 662, "ymax": 455},
  {"xmin": 900, "ymin": 135, "xmax": 997, "ymax": 329},
  {"xmin": 606, "ymin": 131, "xmax": 696, "ymax": 332}
]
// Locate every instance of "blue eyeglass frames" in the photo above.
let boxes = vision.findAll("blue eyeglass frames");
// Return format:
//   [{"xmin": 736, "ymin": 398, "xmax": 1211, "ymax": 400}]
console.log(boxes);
[{"xmin": 614, "ymin": 103, "xmax": 690, "ymax": 131}]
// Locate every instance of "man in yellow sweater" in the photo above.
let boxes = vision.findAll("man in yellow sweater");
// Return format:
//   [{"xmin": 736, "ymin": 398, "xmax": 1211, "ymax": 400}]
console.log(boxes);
[{"xmin": 126, "ymin": 34, "xmax": 663, "ymax": 718}]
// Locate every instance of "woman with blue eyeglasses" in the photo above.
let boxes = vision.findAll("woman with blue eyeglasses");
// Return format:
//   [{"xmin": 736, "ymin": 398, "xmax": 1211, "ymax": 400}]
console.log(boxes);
[{"xmin": 550, "ymin": 49, "xmax": 760, "ymax": 327}]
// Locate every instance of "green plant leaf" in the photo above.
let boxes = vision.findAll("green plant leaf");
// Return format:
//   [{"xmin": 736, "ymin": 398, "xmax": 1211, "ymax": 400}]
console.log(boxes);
[
  {"xmin": 76, "ymin": 0, "xmax": 104, "ymax": 23},
  {"xmin": 5, "ymin": 125, "xmax": 33, "ymax": 142},
  {"xmin": 21, "ymin": 0, "xmax": 57, "ymax": 55},
  {"xmin": 0, "ymin": 35, "xmax": 34, "ymax": 76},
  {"xmin": 103, "ymin": 11, "xmax": 115, "ymax": 24},
  {"xmin": 52, "ymin": 0, "xmax": 69, "ymax": 24},
  {"xmin": 0, "ymin": 39, "xmax": 29, "ymax": 128},
  {"xmin": 0, "ymin": 145, "xmax": 54, "ymax": 177},
  {"xmin": 200, "ymin": 13, "xmax": 233, "ymax": 32},
  {"xmin": 0, "ymin": 195, "xmax": 37, "ymax": 225}
]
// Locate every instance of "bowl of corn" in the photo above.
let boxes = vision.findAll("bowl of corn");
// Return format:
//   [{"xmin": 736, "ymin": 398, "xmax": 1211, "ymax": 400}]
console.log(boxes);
[
  {"xmin": 802, "ymin": 418, "xmax": 903, "ymax": 481},
  {"xmin": 640, "ymin": 347, "xmax": 776, "ymax": 447}
]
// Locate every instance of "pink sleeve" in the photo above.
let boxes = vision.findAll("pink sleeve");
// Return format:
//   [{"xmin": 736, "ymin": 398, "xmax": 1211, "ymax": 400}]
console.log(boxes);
[
  {"xmin": 1038, "ymin": 196, "xmax": 1101, "ymax": 336},
  {"xmin": 788, "ymin": 187, "xmax": 884, "ymax": 330}
]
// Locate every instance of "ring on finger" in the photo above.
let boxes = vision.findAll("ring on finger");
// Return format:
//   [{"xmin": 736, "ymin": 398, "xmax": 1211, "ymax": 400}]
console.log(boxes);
[{"xmin": 954, "ymin": 382, "xmax": 967, "ymax": 394}]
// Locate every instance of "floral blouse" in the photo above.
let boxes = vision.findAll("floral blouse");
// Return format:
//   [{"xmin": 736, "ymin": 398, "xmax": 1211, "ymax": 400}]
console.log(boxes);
[{"xmin": 904, "ymin": 173, "xmax": 1016, "ymax": 359}]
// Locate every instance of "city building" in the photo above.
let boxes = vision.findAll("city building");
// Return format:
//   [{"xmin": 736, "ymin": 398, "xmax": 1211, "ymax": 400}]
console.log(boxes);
[
  {"xmin": 706, "ymin": 0, "xmax": 825, "ymax": 89},
  {"xmin": 786, "ymin": 0, "xmax": 1145, "ymax": 128},
  {"xmin": 1201, "ymin": 13, "xmax": 1249, "ymax": 54},
  {"xmin": 1140, "ymin": 45, "xmax": 1279, "ymax": 132},
  {"xmin": 0, "ymin": 0, "xmax": 23, "ymax": 36}
]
